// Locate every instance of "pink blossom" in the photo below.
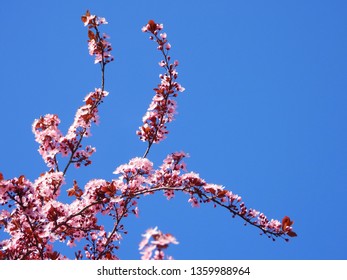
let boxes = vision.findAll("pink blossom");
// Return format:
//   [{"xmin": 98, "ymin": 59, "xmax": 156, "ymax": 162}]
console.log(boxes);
[
  {"xmin": 34, "ymin": 171, "xmax": 64, "ymax": 200},
  {"xmin": 152, "ymin": 233, "xmax": 178, "ymax": 248},
  {"xmin": 139, "ymin": 227, "xmax": 159, "ymax": 250},
  {"xmin": 163, "ymin": 151, "xmax": 188, "ymax": 168},
  {"xmin": 140, "ymin": 244, "xmax": 156, "ymax": 260},
  {"xmin": 73, "ymin": 145, "xmax": 96, "ymax": 168},
  {"xmin": 188, "ymin": 197, "xmax": 200, "ymax": 207},
  {"xmin": 82, "ymin": 14, "xmax": 96, "ymax": 26},
  {"xmin": 113, "ymin": 157, "xmax": 153, "ymax": 176},
  {"xmin": 81, "ymin": 11, "xmax": 108, "ymax": 27},
  {"xmin": 32, "ymin": 114, "xmax": 63, "ymax": 168},
  {"xmin": 181, "ymin": 172, "xmax": 205, "ymax": 187},
  {"xmin": 67, "ymin": 239, "xmax": 76, "ymax": 248},
  {"xmin": 247, "ymin": 208, "xmax": 260, "ymax": 218},
  {"xmin": 176, "ymin": 83, "xmax": 185, "ymax": 92},
  {"xmin": 164, "ymin": 189, "xmax": 175, "ymax": 200},
  {"xmin": 97, "ymin": 17, "xmax": 108, "ymax": 25},
  {"xmin": 268, "ymin": 219, "xmax": 281, "ymax": 233},
  {"xmin": 159, "ymin": 60, "xmax": 166, "ymax": 67},
  {"xmin": 139, "ymin": 227, "xmax": 178, "ymax": 260},
  {"xmin": 82, "ymin": 179, "xmax": 107, "ymax": 203},
  {"xmin": 203, "ymin": 183, "xmax": 224, "ymax": 194}
]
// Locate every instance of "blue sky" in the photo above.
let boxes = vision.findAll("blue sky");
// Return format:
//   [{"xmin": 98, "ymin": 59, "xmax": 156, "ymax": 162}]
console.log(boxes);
[{"xmin": 1, "ymin": 0, "xmax": 346, "ymax": 259}]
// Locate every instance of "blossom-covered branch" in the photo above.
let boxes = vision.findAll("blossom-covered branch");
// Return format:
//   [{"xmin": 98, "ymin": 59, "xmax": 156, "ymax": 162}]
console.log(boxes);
[
  {"xmin": 32, "ymin": 10, "xmax": 113, "ymax": 176},
  {"xmin": 137, "ymin": 20, "xmax": 185, "ymax": 158},
  {"xmin": 110, "ymin": 152, "xmax": 297, "ymax": 241},
  {"xmin": 0, "ymin": 11, "xmax": 116, "ymax": 260}
]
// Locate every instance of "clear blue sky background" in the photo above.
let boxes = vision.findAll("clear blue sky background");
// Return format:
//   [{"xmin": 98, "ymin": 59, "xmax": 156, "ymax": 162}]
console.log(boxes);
[{"xmin": 1, "ymin": 0, "xmax": 346, "ymax": 260}]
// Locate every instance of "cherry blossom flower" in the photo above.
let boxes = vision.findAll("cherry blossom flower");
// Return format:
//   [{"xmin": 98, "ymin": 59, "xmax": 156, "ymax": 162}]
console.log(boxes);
[
  {"xmin": 34, "ymin": 171, "xmax": 65, "ymax": 200},
  {"xmin": 32, "ymin": 114, "xmax": 63, "ymax": 168},
  {"xmin": 139, "ymin": 227, "xmax": 178, "ymax": 260},
  {"xmin": 188, "ymin": 197, "xmax": 200, "ymax": 207}
]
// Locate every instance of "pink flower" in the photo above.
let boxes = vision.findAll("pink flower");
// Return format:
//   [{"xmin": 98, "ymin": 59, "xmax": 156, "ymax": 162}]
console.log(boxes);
[
  {"xmin": 113, "ymin": 157, "xmax": 153, "ymax": 176},
  {"xmin": 32, "ymin": 114, "xmax": 64, "ymax": 168},
  {"xmin": 67, "ymin": 239, "xmax": 76, "ymax": 247},
  {"xmin": 97, "ymin": 17, "xmax": 108, "ymax": 25},
  {"xmin": 140, "ymin": 244, "xmax": 156, "ymax": 260},
  {"xmin": 82, "ymin": 14, "xmax": 96, "ymax": 26},
  {"xmin": 152, "ymin": 233, "xmax": 178, "ymax": 248},
  {"xmin": 268, "ymin": 219, "xmax": 281, "ymax": 233},
  {"xmin": 34, "ymin": 171, "xmax": 65, "ymax": 200},
  {"xmin": 159, "ymin": 60, "xmax": 166, "ymax": 67},
  {"xmin": 181, "ymin": 172, "xmax": 205, "ymax": 187},
  {"xmin": 139, "ymin": 227, "xmax": 178, "ymax": 260},
  {"xmin": 139, "ymin": 227, "xmax": 159, "ymax": 250},
  {"xmin": 204, "ymin": 183, "xmax": 224, "ymax": 194},
  {"xmin": 188, "ymin": 197, "xmax": 200, "ymax": 207},
  {"xmin": 164, "ymin": 189, "xmax": 175, "ymax": 200},
  {"xmin": 176, "ymin": 83, "xmax": 185, "ymax": 92},
  {"xmin": 247, "ymin": 208, "xmax": 260, "ymax": 218},
  {"xmin": 81, "ymin": 10, "xmax": 108, "ymax": 27}
]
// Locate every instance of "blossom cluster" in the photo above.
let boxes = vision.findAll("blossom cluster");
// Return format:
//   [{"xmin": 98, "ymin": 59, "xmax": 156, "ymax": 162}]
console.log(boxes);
[
  {"xmin": 137, "ymin": 20, "xmax": 185, "ymax": 149},
  {"xmin": 139, "ymin": 227, "xmax": 178, "ymax": 260},
  {"xmin": 0, "ymin": 173, "xmax": 118, "ymax": 259},
  {"xmin": 32, "ymin": 88, "xmax": 109, "ymax": 170},
  {"xmin": 81, "ymin": 10, "xmax": 114, "ymax": 64}
]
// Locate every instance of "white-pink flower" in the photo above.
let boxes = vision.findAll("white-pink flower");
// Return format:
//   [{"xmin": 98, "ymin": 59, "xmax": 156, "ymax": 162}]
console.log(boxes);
[{"xmin": 188, "ymin": 197, "xmax": 200, "ymax": 207}]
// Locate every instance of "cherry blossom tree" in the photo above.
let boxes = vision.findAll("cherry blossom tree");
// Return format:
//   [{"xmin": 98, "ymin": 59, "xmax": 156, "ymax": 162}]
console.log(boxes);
[{"xmin": 0, "ymin": 11, "xmax": 296, "ymax": 260}]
